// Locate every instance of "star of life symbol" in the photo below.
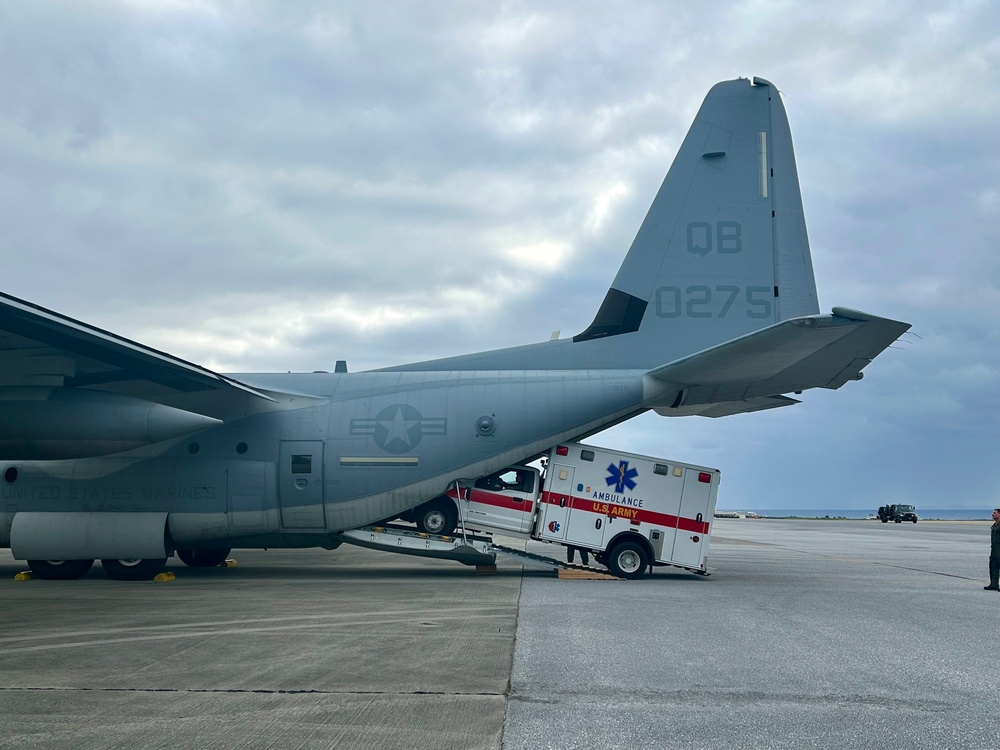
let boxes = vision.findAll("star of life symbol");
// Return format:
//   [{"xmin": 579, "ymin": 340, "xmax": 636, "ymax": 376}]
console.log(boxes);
[
  {"xmin": 606, "ymin": 460, "xmax": 638, "ymax": 494},
  {"xmin": 349, "ymin": 404, "xmax": 447, "ymax": 455},
  {"xmin": 548, "ymin": 520, "xmax": 560, "ymax": 533}
]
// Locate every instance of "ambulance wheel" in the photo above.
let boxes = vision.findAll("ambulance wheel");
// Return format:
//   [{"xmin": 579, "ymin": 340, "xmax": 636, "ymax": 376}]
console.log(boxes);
[
  {"xmin": 415, "ymin": 499, "xmax": 457, "ymax": 535},
  {"xmin": 101, "ymin": 558, "xmax": 168, "ymax": 581},
  {"xmin": 26, "ymin": 559, "xmax": 95, "ymax": 580},
  {"xmin": 607, "ymin": 540, "xmax": 649, "ymax": 580},
  {"xmin": 176, "ymin": 548, "xmax": 231, "ymax": 567}
]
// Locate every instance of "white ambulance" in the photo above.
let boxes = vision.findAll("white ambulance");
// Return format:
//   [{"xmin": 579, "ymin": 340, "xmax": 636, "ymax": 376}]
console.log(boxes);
[{"xmin": 429, "ymin": 442, "xmax": 720, "ymax": 579}]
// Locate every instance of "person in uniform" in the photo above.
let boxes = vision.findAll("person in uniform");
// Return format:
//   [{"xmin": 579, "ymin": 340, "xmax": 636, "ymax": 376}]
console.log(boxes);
[
  {"xmin": 567, "ymin": 546, "xmax": 589, "ymax": 565},
  {"xmin": 985, "ymin": 508, "xmax": 1000, "ymax": 591}
]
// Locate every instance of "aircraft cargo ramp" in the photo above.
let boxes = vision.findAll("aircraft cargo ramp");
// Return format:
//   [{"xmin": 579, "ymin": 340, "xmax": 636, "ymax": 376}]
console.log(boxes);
[{"xmin": 337, "ymin": 525, "xmax": 623, "ymax": 577}]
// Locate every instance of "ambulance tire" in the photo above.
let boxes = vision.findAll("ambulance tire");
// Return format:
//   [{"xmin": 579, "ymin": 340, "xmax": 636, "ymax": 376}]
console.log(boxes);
[
  {"xmin": 26, "ymin": 559, "xmax": 95, "ymax": 580},
  {"xmin": 415, "ymin": 498, "xmax": 458, "ymax": 536},
  {"xmin": 607, "ymin": 540, "xmax": 649, "ymax": 580},
  {"xmin": 177, "ymin": 548, "xmax": 231, "ymax": 567}
]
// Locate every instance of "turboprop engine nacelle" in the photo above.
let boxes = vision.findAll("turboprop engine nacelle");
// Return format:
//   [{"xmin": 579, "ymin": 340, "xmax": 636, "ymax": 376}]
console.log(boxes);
[{"xmin": 0, "ymin": 388, "xmax": 221, "ymax": 459}]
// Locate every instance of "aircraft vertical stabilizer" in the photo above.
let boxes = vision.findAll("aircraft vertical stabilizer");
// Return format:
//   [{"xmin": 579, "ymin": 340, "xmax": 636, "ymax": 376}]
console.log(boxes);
[
  {"xmin": 393, "ymin": 77, "xmax": 836, "ymax": 374},
  {"xmin": 575, "ymin": 76, "xmax": 818, "ymax": 352}
]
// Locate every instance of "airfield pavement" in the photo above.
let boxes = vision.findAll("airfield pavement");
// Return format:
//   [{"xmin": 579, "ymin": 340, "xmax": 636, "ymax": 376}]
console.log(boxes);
[{"xmin": 1, "ymin": 518, "xmax": 999, "ymax": 750}]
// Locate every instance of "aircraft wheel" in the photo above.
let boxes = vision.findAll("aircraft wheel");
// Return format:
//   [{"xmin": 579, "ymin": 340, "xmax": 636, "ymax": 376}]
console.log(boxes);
[
  {"xmin": 101, "ymin": 558, "xmax": 167, "ymax": 581},
  {"xmin": 26, "ymin": 559, "xmax": 95, "ymax": 580},
  {"xmin": 607, "ymin": 540, "xmax": 649, "ymax": 580},
  {"xmin": 415, "ymin": 498, "xmax": 458, "ymax": 535},
  {"xmin": 176, "ymin": 548, "xmax": 231, "ymax": 567}
]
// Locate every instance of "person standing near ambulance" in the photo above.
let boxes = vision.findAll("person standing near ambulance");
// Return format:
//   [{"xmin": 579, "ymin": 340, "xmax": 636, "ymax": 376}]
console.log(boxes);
[{"xmin": 985, "ymin": 508, "xmax": 1000, "ymax": 591}]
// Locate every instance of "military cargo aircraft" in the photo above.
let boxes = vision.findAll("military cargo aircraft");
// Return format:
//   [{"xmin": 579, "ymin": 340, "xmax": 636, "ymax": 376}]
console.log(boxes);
[{"xmin": 0, "ymin": 77, "xmax": 910, "ymax": 580}]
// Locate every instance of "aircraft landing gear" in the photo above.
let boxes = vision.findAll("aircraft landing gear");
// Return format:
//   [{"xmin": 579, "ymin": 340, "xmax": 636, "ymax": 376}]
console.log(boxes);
[
  {"xmin": 176, "ymin": 548, "xmax": 231, "ymax": 567},
  {"xmin": 26, "ymin": 559, "xmax": 95, "ymax": 580},
  {"xmin": 101, "ymin": 558, "xmax": 167, "ymax": 581}
]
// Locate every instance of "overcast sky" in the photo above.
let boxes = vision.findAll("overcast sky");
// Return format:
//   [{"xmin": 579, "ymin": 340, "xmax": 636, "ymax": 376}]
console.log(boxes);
[{"xmin": 2, "ymin": 1, "xmax": 998, "ymax": 512}]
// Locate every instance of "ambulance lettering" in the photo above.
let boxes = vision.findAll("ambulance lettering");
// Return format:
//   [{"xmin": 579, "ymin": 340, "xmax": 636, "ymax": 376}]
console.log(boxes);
[{"xmin": 607, "ymin": 505, "xmax": 639, "ymax": 520}]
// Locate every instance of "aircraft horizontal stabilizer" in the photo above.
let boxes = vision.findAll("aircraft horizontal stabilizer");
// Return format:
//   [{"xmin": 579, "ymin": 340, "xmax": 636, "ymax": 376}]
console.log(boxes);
[
  {"xmin": 646, "ymin": 307, "xmax": 910, "ymax": 417},
  {"xmin": 654, "ymin": 394, "xmax": 800, "ymax": 418}
]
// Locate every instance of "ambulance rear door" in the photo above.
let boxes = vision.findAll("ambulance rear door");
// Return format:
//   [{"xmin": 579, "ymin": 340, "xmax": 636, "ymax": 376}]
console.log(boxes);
[
  {"xmin": 670, "ymin": 468, "xmax": 715, "ymax": 566},
  {"xmin": 536, "ymin": 464, "xmax": 573, "ymax": 541}
]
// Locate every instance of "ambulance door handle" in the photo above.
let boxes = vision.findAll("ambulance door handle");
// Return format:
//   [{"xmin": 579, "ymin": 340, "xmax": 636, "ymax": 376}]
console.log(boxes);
[
  {"xmin": 559, "ymin": 497, "xmax": 567, "ymax": 508},
  {"xmin": 696, "ymin": 513, "xmax": 703, "ymax": 524},
  {"xmin": 595, "ymin": 519, "xmax": 602, "ymax": 530}
]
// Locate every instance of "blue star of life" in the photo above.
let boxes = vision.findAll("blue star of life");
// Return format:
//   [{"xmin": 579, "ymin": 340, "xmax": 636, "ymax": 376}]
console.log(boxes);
[{"xmin": 606, "ymin": 461, "xmax": 638, "ymax": 494}]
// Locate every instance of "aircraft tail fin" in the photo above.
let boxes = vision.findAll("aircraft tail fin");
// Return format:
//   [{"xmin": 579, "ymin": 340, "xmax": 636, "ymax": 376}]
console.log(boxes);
[
  {"xmin": 572, "ymin": 76, "xmax": 818, "ymax": 362},
  {"xmin": 388, "ymin": 78, "xmax": 898, "ymax": 378}
]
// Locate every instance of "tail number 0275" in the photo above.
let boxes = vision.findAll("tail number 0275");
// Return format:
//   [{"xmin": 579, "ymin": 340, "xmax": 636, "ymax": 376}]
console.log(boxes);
[{"xmin": 654, "ymin": 285, "xmax": 772, "ymax": 319}]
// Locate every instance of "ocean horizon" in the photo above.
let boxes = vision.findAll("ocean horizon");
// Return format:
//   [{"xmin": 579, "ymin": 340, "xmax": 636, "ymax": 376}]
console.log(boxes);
[{"xmin": 721, "ymin": 508, "xmax": 994, "ymax": 521}]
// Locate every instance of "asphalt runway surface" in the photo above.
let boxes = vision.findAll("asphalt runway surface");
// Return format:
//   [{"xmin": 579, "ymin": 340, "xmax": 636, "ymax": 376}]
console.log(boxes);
[{"xmin": 1, "ymin": 518, "xmax": 998, "ymax": 749}]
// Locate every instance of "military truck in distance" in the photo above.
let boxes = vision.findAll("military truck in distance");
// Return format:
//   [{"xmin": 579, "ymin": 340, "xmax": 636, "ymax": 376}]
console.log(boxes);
[{"xmin": 878, "ymin": 504, "xmax": 918, "ymax": 523}]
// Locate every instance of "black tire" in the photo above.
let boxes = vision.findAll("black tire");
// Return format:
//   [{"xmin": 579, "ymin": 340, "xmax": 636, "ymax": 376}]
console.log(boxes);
[
  {"xmin": 607, "ymin": 539, "xmax": 649, "ymax": 580},
  {"xmin": 894, "ymin": 517, "xmax": 902, "ymax": 523},
  {"xmin": 912, "ymin": 519, "xmax": 918, "ymax": 524},
  {"xmin": 880, "ymin": 518, "xmax": 888, "ymax": 523},
  {"xmin": 101, "ymin": 558, "xmax": 168, "ymax": 581},
  {"xmin": 26, "ymin": 559, "xmax": 95, "ymax": 580},
  {"xmin": 414, "ymin": 498, "xmax": 458, "ymax": 535},
  {"xmin": 176, "ymin": 548, "xmax": 231, "ymax": 567}
]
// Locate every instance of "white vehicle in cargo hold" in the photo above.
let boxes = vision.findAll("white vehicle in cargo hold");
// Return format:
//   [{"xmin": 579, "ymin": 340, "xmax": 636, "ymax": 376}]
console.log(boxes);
[{"xmin": 399, "ymin": 441, "xmax": 720, "ymax": 579}]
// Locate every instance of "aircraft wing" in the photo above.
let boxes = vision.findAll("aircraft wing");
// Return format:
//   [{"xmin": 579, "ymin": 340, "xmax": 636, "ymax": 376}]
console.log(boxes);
[
  {"xmin": 0, "ymin": 291, "xmax": 282, "ymax": 423},
  {"xmin": 647, "ymin": 307, "xmax": 911, "ymax": 417}
]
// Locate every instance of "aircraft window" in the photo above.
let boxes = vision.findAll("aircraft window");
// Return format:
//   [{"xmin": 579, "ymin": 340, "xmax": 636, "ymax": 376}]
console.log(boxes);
[
  {"xmin": 3, "ymin": 467, "xmax": 16, "ymax": 483},
  {"xmin": 236, "ymin": 442, "xmax": 249, "ymax": 454},
  {"xmin": 291, "ymin": 455, "xmax": 312, "ymax": 474},
  {"xmin": 580, "ymin": 450, "xmax": 595, "ymax": 462}
]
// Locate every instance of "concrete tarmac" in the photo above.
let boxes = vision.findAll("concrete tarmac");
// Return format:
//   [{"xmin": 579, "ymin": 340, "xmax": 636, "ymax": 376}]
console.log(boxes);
[{"xmin": 1, "ymin": 519, "xmax": 999, "ymax": 749}]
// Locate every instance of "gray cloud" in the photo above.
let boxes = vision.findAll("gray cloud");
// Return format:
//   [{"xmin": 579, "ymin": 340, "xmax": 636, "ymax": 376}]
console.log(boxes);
[{"xmin": 2, "ymin": 0, "xmax": 998, "ymax": 511}]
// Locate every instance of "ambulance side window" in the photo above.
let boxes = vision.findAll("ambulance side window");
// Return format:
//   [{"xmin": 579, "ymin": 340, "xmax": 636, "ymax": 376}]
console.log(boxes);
[{"xmin": 517, "ymin": 470, "xmax": 534, "ymax": 494}]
